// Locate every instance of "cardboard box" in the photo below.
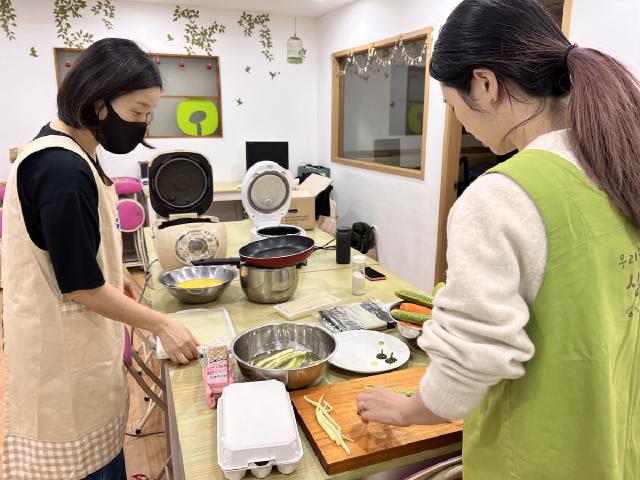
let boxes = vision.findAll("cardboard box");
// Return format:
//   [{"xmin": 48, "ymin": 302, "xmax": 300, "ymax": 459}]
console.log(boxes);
[
  {"xmin": 297, "ymin": 165, "xmax": 331, "ymax": 178},
  {"xmin": 283, "ymin": 190, "xmax": 315, "ymax": 230}
]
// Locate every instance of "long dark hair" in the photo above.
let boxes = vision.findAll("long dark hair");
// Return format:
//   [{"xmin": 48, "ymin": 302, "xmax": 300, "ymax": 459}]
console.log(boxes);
[
  {"xmin": 58, "ymin": 38, "xmax": 162, "ymax": 131},
  {"xmin": 430, "ymin": 0, "xmax": 640, "ymax": 228}
]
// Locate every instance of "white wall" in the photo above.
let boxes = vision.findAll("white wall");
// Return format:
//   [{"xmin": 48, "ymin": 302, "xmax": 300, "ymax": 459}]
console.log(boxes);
[
  {"xmin": 0, "ymin": 0, "xmax": 317, "ymax": 181},
  {"xmin": 570, "ymin": 0, "xmax": 640, "ymax": 75},
  {"xmin": 316, "ymin": 0, "xmax": 459, "ymax": 290}
]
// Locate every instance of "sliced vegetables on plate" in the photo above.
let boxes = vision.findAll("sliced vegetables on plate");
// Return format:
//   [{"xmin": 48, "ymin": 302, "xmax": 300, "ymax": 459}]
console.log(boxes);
[
  {"xmin": 390, "ymin": 309, "xmax": 431, "ymax": 325},
  {"xmin": 390, "ymin": 284, "xmax": 444, "ymax": 326}
]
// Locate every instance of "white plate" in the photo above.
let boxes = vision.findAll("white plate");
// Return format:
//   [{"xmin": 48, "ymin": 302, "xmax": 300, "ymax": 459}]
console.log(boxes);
[{"xmin": 329, "ymin": 330, "xmax": 410, "ymax": 374}]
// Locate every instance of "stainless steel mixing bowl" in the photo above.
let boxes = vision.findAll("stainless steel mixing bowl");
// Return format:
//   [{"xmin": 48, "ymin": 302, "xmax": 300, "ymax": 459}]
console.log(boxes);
[
  {"xmin": 231, "ymin": 322, "xmax": 336, "ymax": 390},
  {"xmin": 159, "ymin": 265, "xmax": 236, "ymax": 304},
  {"xmin": 239, "ymin": 264, "xmax": 299, "ymax": 304}
]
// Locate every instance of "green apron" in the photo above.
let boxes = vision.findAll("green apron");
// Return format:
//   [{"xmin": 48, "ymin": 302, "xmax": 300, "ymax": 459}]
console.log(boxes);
[{"xmin": 463, "ymin": 149, "xmax": 640, "ymax": 479}]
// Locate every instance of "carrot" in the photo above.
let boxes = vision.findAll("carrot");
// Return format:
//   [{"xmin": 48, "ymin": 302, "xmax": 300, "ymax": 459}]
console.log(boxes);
[{"xmin": 400, "ymin": 303, "xmax": 432, "ymax": 315}]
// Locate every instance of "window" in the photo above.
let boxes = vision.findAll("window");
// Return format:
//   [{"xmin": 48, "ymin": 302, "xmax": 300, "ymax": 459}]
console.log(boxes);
[
  {"xmin": 331, "ymin": 27, "xmax": 432, "ymax": 179},
  {"xmin": 54, "ymin": 49, "xmax": 223, "ymax": 138}
]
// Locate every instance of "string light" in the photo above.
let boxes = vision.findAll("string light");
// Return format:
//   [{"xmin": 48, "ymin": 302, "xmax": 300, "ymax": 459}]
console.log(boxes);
[{"xmin": 338, "ymin": 35, "xmax": 430, "ymax": 78}]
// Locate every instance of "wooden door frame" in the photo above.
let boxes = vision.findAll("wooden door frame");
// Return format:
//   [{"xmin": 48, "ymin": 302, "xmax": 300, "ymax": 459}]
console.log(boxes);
[{"xmin": 433, "ymin": 0, "xmax": 574, "ymax": 284}]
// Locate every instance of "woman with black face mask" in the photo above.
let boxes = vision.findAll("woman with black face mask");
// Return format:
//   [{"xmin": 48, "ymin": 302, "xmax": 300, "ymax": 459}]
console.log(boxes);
[{"xmin": 2, "ymin": 38, "xmax": 200, "ymax": 480}]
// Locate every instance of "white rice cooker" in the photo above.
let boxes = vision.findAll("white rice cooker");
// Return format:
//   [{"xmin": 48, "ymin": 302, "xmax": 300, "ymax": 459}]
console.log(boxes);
[
  {"xmin": 242, "ymin": 161, "xmax": 306, "ymax": 242},
  {"xmin": 150, "ymin": 150, "xmax": 227, "ymax": 271}
]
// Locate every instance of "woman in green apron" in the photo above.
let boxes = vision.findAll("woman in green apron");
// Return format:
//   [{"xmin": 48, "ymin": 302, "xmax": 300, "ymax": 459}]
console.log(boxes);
[
  {"xmin": 357, "ymin": 1, "xmax": 640, "ymax": 478},
  {"xmin": 2, "ymin": 38, "xmax": 199, "ymax": 479}
]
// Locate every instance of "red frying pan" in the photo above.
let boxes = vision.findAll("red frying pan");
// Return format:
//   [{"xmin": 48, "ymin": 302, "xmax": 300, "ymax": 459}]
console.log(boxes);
[{"xmin": 193, "ymin": 235, "xmax": 316, "ymax": 269}]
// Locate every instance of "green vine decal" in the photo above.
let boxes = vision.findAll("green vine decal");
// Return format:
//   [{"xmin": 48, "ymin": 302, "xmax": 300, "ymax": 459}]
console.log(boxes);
[
  {"xmin": 29, "ymin": 46, "xmax": 38, "ymax": 57},
  {"xmin": 0, "ymin": 0, "xmax": 17, "ymax": 41},
  {"xmin": 166, "ymin": 33, "xmax": 174, "ymax": 41},
  {"xmin": 91, "ymin": 0, "xmax": 115, "ymax": 30},
  {"xmin": 173, "ymin": 5, "xmax": 225, "ymax": 56},
  {"xmin": 53, "ymin": 0, "xmax": 94, "ymax": 47},
  {"xmin": 238, "ymin": 11, "xmax": 274, "ymax": 62}
]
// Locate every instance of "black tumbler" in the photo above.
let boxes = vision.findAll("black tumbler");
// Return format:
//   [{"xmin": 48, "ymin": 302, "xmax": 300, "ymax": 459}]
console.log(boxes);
[{"xmin": 336, "ymin": 226, "xmax": 351, "ymax": 264}]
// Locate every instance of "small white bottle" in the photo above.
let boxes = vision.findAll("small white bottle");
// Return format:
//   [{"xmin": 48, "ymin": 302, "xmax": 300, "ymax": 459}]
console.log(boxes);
[{"xmin": 352, "ymin": 255, "xmax": 366, "ymax": 296}]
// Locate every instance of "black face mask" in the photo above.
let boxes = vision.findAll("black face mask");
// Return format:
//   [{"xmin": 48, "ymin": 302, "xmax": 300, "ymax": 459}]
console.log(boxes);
[{"xmin": 96, "ymin": 101, "xmax": 148, "ymax": 154}]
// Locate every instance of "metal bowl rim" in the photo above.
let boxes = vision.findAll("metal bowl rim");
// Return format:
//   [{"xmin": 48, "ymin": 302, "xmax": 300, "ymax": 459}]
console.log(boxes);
[
  {"xmin": 159, "ymin": 266, "xmax": 237, "ymax": 290},
  {"xmin": 231, "ymin": 322, "xmax": 337, "ymax": 371}
]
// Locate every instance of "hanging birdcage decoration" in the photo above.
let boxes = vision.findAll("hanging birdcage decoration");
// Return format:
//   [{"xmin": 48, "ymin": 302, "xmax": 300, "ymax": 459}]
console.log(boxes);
[{"xmin": 287, "ymin": 17, "xmax": 305, "ymax": 64}]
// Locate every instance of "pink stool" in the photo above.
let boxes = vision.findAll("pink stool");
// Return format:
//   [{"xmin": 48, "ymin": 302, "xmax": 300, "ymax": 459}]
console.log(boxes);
[
  {"xmin": 112, "ymin": 176, "xmax": 142, "ymax": 196},
  {"xmin": 117, "ymin": 199, "xmax": 145, "ymax": 233}
]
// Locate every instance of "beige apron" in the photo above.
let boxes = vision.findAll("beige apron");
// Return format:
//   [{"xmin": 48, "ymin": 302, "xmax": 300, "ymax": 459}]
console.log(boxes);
[{"xmin": 2, "ymin": 135, "xmax": 128, "ymax": 479}]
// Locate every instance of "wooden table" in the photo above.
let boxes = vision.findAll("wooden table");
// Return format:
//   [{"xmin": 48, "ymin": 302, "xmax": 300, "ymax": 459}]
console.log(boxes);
[{"xmin": 143, "ymin": 222, "xmax": 462, "ymax": 479}]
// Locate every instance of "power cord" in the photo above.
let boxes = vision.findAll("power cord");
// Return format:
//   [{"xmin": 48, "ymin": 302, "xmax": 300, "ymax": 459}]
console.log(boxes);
[
  {"xmin": 138, "ymin": 259, "xmax": 160, "ymax": 304},
  {"xmin": 315, "ymin": 237, "xmax": 337, "ymax": 251}
]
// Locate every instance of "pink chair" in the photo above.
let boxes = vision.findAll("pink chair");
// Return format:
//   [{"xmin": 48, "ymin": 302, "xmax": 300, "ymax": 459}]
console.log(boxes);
[
  {"xmin": 112, "ymin": 176, "xmax": 142, "ymax": 196},
  {"xmin": 113, "ymin": 177, "xmax": 148, "ymax": 268},
  {"xmin": 122, "ymin": 326, "xmax": 165, "ymax": 409},
  {"xmin": 117, "ymin": 199, "xmax": 146, "ymax": 233}
]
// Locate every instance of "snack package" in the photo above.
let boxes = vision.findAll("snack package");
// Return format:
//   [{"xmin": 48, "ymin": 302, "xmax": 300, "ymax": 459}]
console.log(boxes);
[{"xmin": 201, "ymin": 341, "xmax": 234, "ymax": 408}]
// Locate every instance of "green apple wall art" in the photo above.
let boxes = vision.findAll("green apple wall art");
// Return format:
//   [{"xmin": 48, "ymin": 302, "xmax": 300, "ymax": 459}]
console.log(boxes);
[{"xmin": 176, "ymin": 98, "xmax": 219, "ymax": 136}]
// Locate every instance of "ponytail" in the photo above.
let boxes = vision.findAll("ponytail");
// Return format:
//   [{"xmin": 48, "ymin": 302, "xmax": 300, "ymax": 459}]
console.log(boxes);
[
  {"xmin": 430, "ymin": 0, "xmax": 640, "ymax": 227},
  {"xmin": 567, "ymin": 48, "xmax": 640, "ymax": 227}
]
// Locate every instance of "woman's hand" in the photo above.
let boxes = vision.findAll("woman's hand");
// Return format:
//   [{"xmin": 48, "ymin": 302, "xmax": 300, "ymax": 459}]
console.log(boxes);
[
  {"xmin": 123, "ymin": 277, "xmax": 138, "ymax": 301},
  {"xmin": 356, "ymin": 387, "xmax": 448, "ymax": 426},
  {"xmin": 157, "ymin": 317, "xmax": 200, "ymax": 365}
]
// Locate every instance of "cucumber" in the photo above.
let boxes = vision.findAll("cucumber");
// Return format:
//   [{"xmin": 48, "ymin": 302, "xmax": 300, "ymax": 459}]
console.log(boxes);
[
  {"xmin": 394, "ymin": 289, "xmax": 434, "ymax": 308},
  {"xmin": 254, "ymin": 348, "xmax": 294, "ymax": 367},
  {"xmin": 432, "ymin": 282, "xmax": 445, "ymax": 296},
  {"xmin": 391, "ymin": 309, "xmax": 431, "ymax": 325}
]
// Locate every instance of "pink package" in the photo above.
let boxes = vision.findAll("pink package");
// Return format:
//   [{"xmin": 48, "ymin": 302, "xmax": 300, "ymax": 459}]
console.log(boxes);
[{"xmin": 202, "ymin": 345, "xmax": 234, "ymax": 408}]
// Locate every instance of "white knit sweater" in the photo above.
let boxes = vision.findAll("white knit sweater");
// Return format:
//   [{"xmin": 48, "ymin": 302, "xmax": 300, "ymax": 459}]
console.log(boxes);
[{"xmin": 418, "ymin": 129, "xmax": 583, "ymax": 420}]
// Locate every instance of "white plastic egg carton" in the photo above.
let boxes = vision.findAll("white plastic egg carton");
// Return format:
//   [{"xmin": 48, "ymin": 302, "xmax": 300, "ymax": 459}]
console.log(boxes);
[{"xmin": 217, "ymin": 380, "xmax": 304, "ymax": 480}]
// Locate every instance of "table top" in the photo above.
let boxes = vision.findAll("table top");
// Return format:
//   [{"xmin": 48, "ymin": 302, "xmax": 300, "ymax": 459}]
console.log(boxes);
[
  {"xmin": 214, "ymin": 181, "xmax": 242, "ymax": 194},
  {"xmin": 143, "ymin": 222, "xmax": 461, "ymax": 479}
]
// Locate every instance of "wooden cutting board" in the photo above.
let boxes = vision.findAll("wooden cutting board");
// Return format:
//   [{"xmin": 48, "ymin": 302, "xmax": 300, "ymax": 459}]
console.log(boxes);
[{"xmin": 290, "ymin": 367, "xmax": 463, "ymax": 475}]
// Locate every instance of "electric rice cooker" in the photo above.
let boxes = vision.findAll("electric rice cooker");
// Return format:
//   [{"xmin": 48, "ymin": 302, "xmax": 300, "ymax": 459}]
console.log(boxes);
[
  {"xmin": 150, "ymin": 150, "xmax": 227, "ymax": 271},
  {"xmin": 242, "ymin": 161, "xmax": 305, "ymax": 242}
]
